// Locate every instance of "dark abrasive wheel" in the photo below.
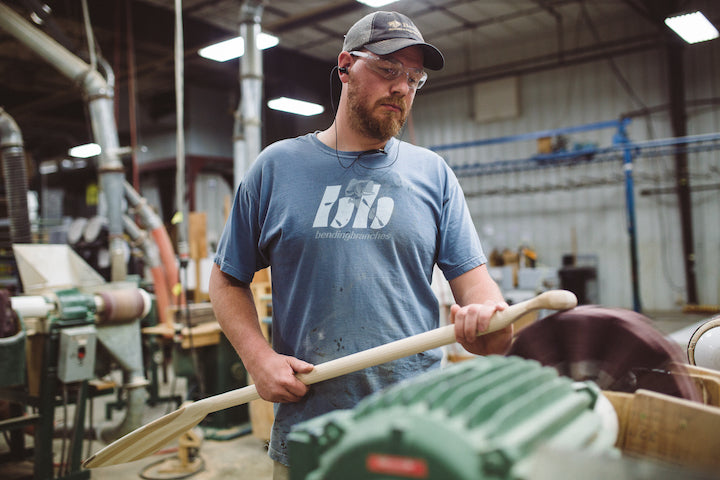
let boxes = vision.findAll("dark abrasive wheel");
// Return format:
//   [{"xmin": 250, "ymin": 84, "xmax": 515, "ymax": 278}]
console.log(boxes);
[{"xmin": 508, "ymin": 305, "xmax": 701, "ymax": 401}]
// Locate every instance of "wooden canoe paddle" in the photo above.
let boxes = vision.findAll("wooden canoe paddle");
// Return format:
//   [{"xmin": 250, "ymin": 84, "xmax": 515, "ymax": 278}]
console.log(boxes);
[{"xmin": 83, "ymin": 289, "xmax": 577, "ymax": 468}]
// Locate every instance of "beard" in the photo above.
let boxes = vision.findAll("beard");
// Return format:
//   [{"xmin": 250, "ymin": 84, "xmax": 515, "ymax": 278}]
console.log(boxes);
[{"xmin": 347, "ymin": 82, "xmax": 408, "ymax": 141}]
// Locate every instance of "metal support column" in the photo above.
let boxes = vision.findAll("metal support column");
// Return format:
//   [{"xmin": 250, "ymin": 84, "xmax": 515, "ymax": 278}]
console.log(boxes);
[
  {"xmin": 233, "ymin": 0, "xmax": 265, "ymax": 190},
  {"xmin": 614, "ymin": 119, "xmax": 642, "ymax": 312},
  {"xmin": 666, "ymin": 40, "xmax": 698, "ymax": 304}
]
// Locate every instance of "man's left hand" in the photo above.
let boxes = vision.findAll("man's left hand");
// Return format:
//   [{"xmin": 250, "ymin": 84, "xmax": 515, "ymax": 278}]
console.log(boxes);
[{"xmin": 450, "ymin": 301, "xmax": 513, "ymax": 356}]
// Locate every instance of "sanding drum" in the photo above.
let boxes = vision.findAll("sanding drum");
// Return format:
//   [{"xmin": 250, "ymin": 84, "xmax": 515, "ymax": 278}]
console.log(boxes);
[
  {"xmin": 95, "ymin": 288, "xmax": 152, "ymax": 324},
  {"xmin": 509, "ymin": 305, "xmax": 701, "ymax": 401}
]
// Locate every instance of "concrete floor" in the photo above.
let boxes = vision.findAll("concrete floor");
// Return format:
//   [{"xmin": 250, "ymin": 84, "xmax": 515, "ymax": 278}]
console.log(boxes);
[
  {"xmin": 1, "ymin": 308, "xmax": 715, "ymax": 480},
  {"xmin": 89, "ymin": 430, "xmax": 273, "ymax": 480},
  {"xmin": 1, "ymin": 375, "xmax": 274, "ymax": 480}
]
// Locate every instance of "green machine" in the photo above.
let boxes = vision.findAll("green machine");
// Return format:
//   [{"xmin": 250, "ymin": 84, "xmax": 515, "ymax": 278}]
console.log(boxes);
[
  {"xmin": 289, "ymin": 355, "xmax": 618, "ymax": 480},
  {"xmin": 0, "ymin": 288, "xmax": 97, "ymax": 480}
]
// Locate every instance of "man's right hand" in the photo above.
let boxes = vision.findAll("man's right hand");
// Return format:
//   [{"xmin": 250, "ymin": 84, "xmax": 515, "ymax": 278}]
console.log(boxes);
[{"xmin": 249, "ymin": 352, "xmax": 314, "ymax": 403}]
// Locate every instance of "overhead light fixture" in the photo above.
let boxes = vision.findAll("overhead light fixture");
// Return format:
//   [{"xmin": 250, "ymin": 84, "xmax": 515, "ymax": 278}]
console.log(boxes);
[
  {"xmin": 39, "ymin": 160, "xmax": 58, "ymax": 175},
  {"xmin": 664, "ymin": 11, "xmax": 719, "ymax": 44},
  {"xmin": 199, "ymin": 33, "xmax": 279, "ymax": 62},
  {"xmin": 267, "ymin": 97, "xmax": 324, "ymax": 116},
  {"xmin": 68, "ymin": 143, "xmax": 101, "ymax": 158},
  {"xmin": 355, "ymin": 0, "xmax": 399, "ymax": 7}
]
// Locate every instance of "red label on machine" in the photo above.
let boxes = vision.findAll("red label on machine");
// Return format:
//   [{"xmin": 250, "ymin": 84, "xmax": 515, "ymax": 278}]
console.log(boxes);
[{"xmin": 366, "ymin": 453, "xmax": 429, "ymax": 478}]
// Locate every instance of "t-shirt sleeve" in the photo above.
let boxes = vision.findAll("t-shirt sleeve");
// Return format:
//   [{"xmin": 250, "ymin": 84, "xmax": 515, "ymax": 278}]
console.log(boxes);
[
  {"xmin": 435, "ymin": 169, "xmax": 486, "ymax": 280},
  {"xmin": 214, "ymin": 175, "xmax": 268, "ymax": 284}
]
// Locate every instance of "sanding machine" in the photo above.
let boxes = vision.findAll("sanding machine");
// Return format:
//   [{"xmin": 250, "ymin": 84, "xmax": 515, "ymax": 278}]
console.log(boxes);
[
  {"xmin": 0, "ymin": 244, "xmax": 153, "ymax": 480},
  {"xmin": 0, "ymin": 285, "xmax": 152, "ymax": 479},
  {"xmin": 288, "ymin": 305, "xmax": 720, "ymax": 480},
  {"xmin": 289, "ymin": 355, "xmax": 619, "ymax": 480}
]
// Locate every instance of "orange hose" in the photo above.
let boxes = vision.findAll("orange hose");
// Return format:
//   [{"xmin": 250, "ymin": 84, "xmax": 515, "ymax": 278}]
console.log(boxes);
[
  {"xmin": 150, "ymin": 266, "xmax": 172, "ymax": 332},
  {"xmin": 150, "ymin": 226, "xmax": 186, "ymax": 307}
]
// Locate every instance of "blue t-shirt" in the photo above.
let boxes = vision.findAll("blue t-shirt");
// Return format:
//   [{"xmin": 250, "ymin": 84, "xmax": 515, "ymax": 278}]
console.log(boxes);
[{"xmin": 215, "ymin": 133, "xmax": 485, "ymax": 465}]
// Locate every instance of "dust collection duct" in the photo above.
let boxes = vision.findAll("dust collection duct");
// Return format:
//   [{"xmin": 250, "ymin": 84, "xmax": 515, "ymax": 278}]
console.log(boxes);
[
  {"xmin": 0, "ymin": 2, "xmax": 127, "ymax": 282},
  {"xmin": 0, "ymin": 108, "xmax": 32, "ymax": 248},
  {"xmin": 234, "ymin": 0, "xmax": 264, "ymax": 189},
  {"xmin": 0, "ymin": 3, "xmax": 182, "ymax": 443},
  {"xmin": 0, "ymin": 2, "xmax": 180, "ymax": 325},
  {"xmin": 289, "ymin": 355, "xmax": 618, "ymax": 480}
]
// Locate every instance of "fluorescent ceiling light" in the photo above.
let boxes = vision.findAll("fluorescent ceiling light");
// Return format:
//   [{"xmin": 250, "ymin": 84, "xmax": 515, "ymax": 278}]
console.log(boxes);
[
  {"xmin": 267, "ymin": 97, "xmax": 324, "ymax": 116},
  {"xmin": 199, "ymin": 33, "xmax": 279, "ymax": 62},
  {"xmin": 68, "ymin": 143, "xmax": 101, "ymax": 158},
  {"xmin": 356, "ymin": 0, "xmax": 399, "ymax": 7},
  {"xmin": 39, "ymin": 161, "xmax": 57, "ymax": 175},
  {"xmin": 665, "ymin": 11, "xmax": 719, "ymax": 44}
]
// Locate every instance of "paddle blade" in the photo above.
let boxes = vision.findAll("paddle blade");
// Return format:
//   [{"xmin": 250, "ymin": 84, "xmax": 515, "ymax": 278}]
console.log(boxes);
[{"xmin": 83, "ymin": 404, "xmax": 205, "ymax": 468}]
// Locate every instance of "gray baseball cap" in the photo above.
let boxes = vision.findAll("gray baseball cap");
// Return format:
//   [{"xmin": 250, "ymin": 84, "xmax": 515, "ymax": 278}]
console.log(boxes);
[{"xmin": 342, "ymin": 11, "xmax": 445, "ymax": 71}]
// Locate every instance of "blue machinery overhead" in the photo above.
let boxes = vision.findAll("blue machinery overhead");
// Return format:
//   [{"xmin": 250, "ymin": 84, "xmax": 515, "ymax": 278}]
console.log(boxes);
[
  {"xmin": 428, "ymin": 119, "xmax": 720, "ymax": 178},
  {"xmin": 430, "ymin": 120, "xmax": 720, "ymax": 314}
]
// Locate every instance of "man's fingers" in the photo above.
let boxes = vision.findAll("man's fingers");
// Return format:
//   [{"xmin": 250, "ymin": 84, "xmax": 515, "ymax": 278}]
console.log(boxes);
[
  {"xmin": 289, "ymin": 357, "xmax": 315, "ymax": 374},
  {"xmin": 451, "ymin": 302, "xmax": 508, "ymax": 343},
  {"xmin": 279, "ymin": 357, "xmax": 314, "ymax": 399}
]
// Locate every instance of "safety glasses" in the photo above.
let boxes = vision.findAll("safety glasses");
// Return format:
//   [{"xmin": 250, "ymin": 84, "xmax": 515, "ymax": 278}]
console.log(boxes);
[{"xmin": 350, "ymin": 51, "xmax": 428, "ymax": 91}]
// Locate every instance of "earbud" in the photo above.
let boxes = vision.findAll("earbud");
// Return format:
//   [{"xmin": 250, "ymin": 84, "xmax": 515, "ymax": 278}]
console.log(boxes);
[{"xmin": 338, "ymin": 66, "xmax": 348, "ymax": 74}]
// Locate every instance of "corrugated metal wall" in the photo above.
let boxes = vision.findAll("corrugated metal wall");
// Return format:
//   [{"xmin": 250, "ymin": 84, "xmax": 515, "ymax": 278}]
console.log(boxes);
[{"xmin": 411, "ymin": 34, "xmax": 720, "ymax": 311}]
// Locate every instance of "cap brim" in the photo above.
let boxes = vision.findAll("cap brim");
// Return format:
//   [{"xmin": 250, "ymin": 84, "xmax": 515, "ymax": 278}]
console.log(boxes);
[{"xmin": 365, "ymin": 38, "xmax": 445, "ymax": 71}]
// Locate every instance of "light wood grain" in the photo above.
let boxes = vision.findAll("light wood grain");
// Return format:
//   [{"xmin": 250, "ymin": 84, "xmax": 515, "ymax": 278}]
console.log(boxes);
[{"xmin": 83, "ymin": 289, "xmax": 576, "ymax": 469}]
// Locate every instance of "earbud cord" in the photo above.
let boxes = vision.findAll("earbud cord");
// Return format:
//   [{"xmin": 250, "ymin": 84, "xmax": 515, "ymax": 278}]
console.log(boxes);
[{"xmin": 329, "ymin": 66, "xmax": 349, "ymax": 168}]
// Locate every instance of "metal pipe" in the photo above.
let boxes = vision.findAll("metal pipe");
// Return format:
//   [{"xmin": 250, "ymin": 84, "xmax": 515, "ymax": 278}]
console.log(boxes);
[
  {"xmin": 125, "ymin": 182, "xmax": 181, "ymax": 327},
  {"xmin": 174, "ymin": 0, "xmax": 189, "ymax": 267},
  {"xmin": 234, "ymin": 0, "xmax": 265, "ymax": 190},
  {"xmin": 0, "ymin": 3, "xmax": 127, "ymax": 281},
  {"xmin": 614, "ymin": 120, "xmax": 642, "ymax": 312}
]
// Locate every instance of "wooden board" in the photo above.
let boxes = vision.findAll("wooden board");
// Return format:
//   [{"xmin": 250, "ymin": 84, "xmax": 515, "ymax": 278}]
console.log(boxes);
[
  {"xmin": 188, "ymin": 212, "xmax": 208, "ymax": 301},
  {"xmin": 142, "ymin": 321, "xmax": 222, "ymax": 349},
  {"xmin": 251, "ymin": 281, "xmax": 272, "ymax": 342},
  {"xmin": 614, "ymin": 389, "xmax": 720, "ymax": 470},
  {"xmin": 678, "ymin": 364, "xmax": 720, "ymax": 407},
  {"xmin": 602, "ymin": 390, "xmax": 633, "ymax": 449}
]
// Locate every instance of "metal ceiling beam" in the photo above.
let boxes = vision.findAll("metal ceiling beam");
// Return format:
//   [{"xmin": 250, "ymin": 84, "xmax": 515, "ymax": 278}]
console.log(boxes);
[
  {"xmin": 264, "ymin": 0, "xmax": 363, "ymax": 34},
  {"xmin": 424, "ymin": 33, "xmax": 660, "ymax": 93}
]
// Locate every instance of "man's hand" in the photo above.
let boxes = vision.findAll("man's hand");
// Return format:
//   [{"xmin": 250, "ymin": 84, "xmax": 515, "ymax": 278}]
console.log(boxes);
[
  {"xmin": 450, "ymin": 301, "xmax": 513, "ymax": 356},
  {"xmin": 248, "ymin": 352, "xmax": 314, "ymax": 403}
]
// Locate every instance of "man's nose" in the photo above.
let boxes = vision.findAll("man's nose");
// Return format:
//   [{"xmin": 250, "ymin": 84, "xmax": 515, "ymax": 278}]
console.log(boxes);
[{"xmin": 389, "ymin": 74, "xmax": 412, "ymax": 95}]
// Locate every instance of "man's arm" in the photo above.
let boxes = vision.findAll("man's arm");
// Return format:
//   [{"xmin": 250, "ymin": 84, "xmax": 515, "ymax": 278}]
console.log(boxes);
[
  {"xmin": 448, "ymin": 264, "xmax": 513, "ymax": 355},
  {"xmin": 208, "ymin": 263, "xmax": 313, "ymax": 402}
]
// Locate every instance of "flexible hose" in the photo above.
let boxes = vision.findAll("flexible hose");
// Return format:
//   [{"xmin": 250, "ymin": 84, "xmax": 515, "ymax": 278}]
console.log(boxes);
[{"xmin": 0, "ymin": 108, "xmax": 32, "ymax": 246}]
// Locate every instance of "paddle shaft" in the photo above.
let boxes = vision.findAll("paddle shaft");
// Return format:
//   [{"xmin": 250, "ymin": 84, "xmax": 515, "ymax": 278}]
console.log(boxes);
[
  {"xmin": 84, "ymin": 289, "xmax": 576, "ymax": 468},
  {"xmin": 186, "ymin": 289, "xmax": 577, "ymax": 415}
]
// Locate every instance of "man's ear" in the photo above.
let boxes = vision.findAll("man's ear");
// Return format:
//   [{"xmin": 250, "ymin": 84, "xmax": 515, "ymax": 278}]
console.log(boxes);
[{"xmin": 337, "ymin": 51, "xmax": 353, "ymax": 82}]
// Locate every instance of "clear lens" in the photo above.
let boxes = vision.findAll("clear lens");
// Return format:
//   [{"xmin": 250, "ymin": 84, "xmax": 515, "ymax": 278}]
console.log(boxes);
[{"xmin": 351, "ymin": 51, "xmax": 427, "ymax": 90}]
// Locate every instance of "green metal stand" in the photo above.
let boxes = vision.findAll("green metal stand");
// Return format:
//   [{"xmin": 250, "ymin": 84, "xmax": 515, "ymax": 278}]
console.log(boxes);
[{"xmin": 0, "ymin": 289, "xmax": 94, "ymax": 480}]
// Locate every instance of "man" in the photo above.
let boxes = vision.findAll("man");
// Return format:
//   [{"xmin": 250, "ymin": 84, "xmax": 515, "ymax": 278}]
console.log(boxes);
[{"xmin": 209, "ymin": 10, "xmax": 513, "ymax": 478}]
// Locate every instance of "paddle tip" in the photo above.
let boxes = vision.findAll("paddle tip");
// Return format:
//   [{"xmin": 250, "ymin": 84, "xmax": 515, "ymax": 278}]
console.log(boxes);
[{"xmin": 542, "ymin": 289, "xmax": 578, "ymax": 310}]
